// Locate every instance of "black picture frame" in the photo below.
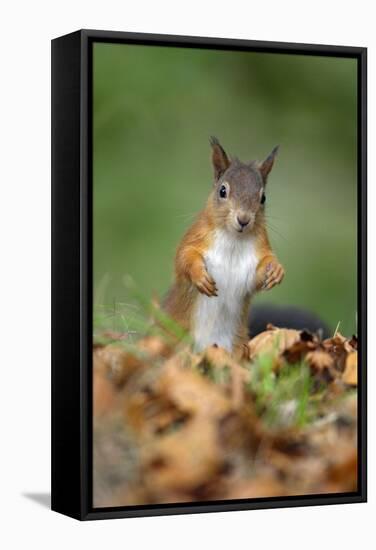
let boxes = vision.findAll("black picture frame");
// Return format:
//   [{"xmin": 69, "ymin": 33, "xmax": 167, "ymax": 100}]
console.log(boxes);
[{"xmin": 51, "ymin": 29, "xmax": 367, "ymax": 521}]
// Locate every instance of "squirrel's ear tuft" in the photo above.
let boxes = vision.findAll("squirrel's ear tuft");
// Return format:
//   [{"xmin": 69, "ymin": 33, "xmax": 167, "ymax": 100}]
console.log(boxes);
[
  {"xmin": 259, "ymin": 145, "xmax": 279, "ymax": 183},
  {"xmin": 210, "ymin": 136, "xmax": 230, "ymax": 181}
]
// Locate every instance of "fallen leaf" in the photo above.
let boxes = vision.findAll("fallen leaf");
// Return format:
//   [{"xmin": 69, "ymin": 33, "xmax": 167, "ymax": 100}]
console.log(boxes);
[
  {"xmin": 95, "ymin": 344, "xmax": 146, "ymax": 387},
  {"xmin": 248, "ymin": 326, "xmax": 303, "ymax": 360},
  {"xmin": 342, "ymin": 352, "xmax": 358, "ymax": 386},
  {"xmin": 283, "ymin": 339, "xmax": 316, "ymax": 365},
  {"xmin": 92, "ymin": 320, "xmax": 359, "ymax": 505},
  {"xmin": 138, "ymin": 335, "xmax": 173, "ymax": 359},
  {"xmin": 306, "ymin": 350, "xmax": 334, "ymax": 371},
  {"xmin": 322, "ymin": 332, "xmax": 349, "ymax": 372},
  {"xmin": 93, "ymin": 371, "xmax": 117, "ymax": 418}
]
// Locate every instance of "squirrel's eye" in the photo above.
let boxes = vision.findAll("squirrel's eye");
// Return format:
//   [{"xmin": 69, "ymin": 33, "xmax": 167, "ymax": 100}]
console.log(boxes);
[
  {"xmin": 261, "ymin": 192, "xmax": 266, "ymax": 204},
  {"xmin": 219, "ymin": 184, "xmax": 227, "ymax": 199}
]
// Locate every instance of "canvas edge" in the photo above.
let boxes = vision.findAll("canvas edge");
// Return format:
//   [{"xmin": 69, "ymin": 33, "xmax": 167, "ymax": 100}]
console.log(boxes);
[{"xmin": 51, "ymin": 29, "xmax": 367, "ymax": 521}]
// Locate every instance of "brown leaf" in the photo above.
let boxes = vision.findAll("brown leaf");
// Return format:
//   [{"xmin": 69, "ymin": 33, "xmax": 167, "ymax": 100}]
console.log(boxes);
[
  {"xmin": 100, "ymin": 330, "xmax": 130, "ymax": 341},
  {"xmin": 122, "ymin": 361, "xmax": 262, "ymax": 500},
  {"xmin": 342, "ymin": 352, "xmax": 358, "ymax": 386},
  {"xmin": 226, "ymin": 475, "xmax": 286, "ymax": 499},
  {"xmin": 201, "ymin": 345, "xmax": 237, "ymax": 369},
  {"xmin": 322, "ymin": 332, "xmax": 348, "ymax": 372},
  {"xmin": 248, "ymin": 326, "xmax": 302, "ymax": 360},
  {"xmin": 348, "ymin": 335, "xmax": 358, "ymax": 350},
  {"xmin": 95, "ymin": 344, "xmax": 146, "ymax": 387},
  {"xmin": 306, "ymin": 349, "xmax": 337, "ymax": 383},
  {"xmin": 325, "ymin": 449, "xmax": 358, "ymax": 492},
  {"xmin": 156, "ymin": 363, "xmax": 233, "ymax": 418},
  {"xmin": 93, "ymin": 371, "xmax": 117, "ymax": 418},
  {"xmin": 306, "ymin": 350, "xmax": 334, "ymax": 371},
  {"xmin": 194, "ymin": 345, "xmax": 250, "ymax": 408},
  {"xmin": 283, "ymin": 340, "xmax": 316, "ymax": 365},
  {"xmin": 140, "ymin": 418, "xmax": 225, "ymax": 497},
  {"xmin": 138, "ymin": 335, "xmax": 173, "ymax": 359}
]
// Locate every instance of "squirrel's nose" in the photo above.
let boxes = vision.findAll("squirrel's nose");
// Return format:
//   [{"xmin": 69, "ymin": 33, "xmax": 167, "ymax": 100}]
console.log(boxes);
[{"xmin": 237, "ymin": 215, "xmax": 250, "ymax": 228}]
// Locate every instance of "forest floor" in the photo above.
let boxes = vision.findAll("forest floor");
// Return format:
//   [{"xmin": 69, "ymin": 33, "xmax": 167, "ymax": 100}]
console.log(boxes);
[{"xmin": 93, "ymin": 315, "xmax": 358, "ymax": 507}]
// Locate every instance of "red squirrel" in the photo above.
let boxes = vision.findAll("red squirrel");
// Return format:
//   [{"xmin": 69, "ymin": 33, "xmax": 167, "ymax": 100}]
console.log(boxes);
[{"xmin": 163, "ymin": 137, "xmax": 285, "ymax": 356}]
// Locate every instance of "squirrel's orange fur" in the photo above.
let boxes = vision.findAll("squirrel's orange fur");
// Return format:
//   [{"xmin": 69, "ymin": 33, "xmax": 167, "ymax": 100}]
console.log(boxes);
[{"xmin": 163, "ymin": 138, "xmax": 285, "ymax": 356}]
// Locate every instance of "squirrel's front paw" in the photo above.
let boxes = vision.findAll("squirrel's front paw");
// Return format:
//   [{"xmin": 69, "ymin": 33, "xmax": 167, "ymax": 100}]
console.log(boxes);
[
  {"xmin": 191, "ymin": 265, "xmax": 218, "ymax": 297},
  {"xmin": 261, "ymin": 259, "xmax": 285, "ymax": 291}
]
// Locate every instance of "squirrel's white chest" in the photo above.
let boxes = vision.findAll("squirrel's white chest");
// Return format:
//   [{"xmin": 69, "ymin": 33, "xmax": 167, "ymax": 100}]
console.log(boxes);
[{"xmin": 193, "ymin": 229, "xmax": 259, "ymax": 352}]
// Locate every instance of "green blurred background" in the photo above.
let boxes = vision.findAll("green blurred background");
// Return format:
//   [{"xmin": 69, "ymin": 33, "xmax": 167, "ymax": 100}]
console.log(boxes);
[{"xmin": 93, "ymin": 43, "xmax": 357, "ymax": 336}]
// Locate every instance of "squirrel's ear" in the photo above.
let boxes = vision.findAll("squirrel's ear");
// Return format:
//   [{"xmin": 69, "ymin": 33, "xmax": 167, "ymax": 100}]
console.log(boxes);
[
  {"xmin": 259, "ymin": 145, "xmax": 279, "ymax": 183},
  {"xmin": 210, "ymin": 136, "xmax": 230, "ymax": 181}
]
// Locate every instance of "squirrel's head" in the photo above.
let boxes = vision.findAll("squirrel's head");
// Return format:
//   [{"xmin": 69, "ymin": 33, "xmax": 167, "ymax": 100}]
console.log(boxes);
[{"xmin": 209, "ymin": 136, "xmax": 279, "ymax": 235}]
